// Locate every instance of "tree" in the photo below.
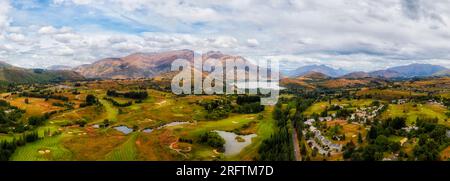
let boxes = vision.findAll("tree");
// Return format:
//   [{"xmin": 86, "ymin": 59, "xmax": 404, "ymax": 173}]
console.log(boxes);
[
  {"xmin": 357, "ymin": 132, "xmax": 363, "ymax": 144},
  {"xmin": 85, "ymin": 94, "xmax": 97, "ymax": 106},
  {"xmin": 28, "ymin": 116, "xmax": 46, "ymax": 126},
  {"xmin": 311, "ymin": 147, "xmax": 318, "ymax": 157},
  {"xmin": 300, "ymin": 143, "xmax": 307, "ymax": 156},
  {"xmin": 198, "ymin": 131, "xmax": 225, "ymax": 149}
]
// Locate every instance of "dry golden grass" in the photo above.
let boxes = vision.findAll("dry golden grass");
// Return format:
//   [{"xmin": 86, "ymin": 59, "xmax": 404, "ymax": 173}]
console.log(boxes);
[
  {"xmin": 136, "ymin": 129, "xmax": 179, "ymax": 160},
  {"xmin": 326, "ymin": 120, "xmax": 366, "ymax": 145},
  {"xmin": 321, "ymin": 79, "xmax": 370, "ymax": 88},
  {"xmin": 280, "ymin": 78, "xmax": 316, "ymax": 89},
  {"xmin": 8, "ymin": 97, "xmax": 64, "ymax": 117},
  {"xmin": 440, "ymin": 146, "xmax": 450, "ymax": 161},
  {"xmin": 356, "ymin": 88, "xmax": 426, "ymax": 100},
  {"xmin": 62, "ymin": 130, "xmax": 126, "ymax": 160}
]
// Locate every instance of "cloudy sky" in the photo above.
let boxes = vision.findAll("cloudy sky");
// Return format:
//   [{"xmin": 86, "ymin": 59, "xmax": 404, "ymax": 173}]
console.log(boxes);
[{"xmin": 1, "ymin": 0, "xmax": 450, "ymax": 71}]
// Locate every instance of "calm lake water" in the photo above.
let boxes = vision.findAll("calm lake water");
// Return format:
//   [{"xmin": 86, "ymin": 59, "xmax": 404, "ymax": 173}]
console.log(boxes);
[
  {"xmin": 214, "ymin": 130, "xmax": 257, "ymax": 156},
  {"xmin": 234, "ymin": 81, "xmax": 285, "ymax": 90},
  {"xmin": 114, "ymin": 126, "xmax": 133, "ymax": 135},
  {"xmin": 142, "ymin": 128, "xmax": 153, "ymax": 133}
]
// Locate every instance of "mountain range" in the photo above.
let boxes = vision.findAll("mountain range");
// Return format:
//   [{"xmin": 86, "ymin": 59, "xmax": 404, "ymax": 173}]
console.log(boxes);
[
  {"xmin": 2, "ymin": 50, "xmax": 449, "ymax": 83},
  {"xmin": 286, "ymin": 63, "xmax": 450, "ymax": 79},
  {"xmin": 73, "ymin": 49, "xmax": 195, "ymax": 79},
  {"xmin": 73, "ymin": 50, "xmax": 259, "ymax": 80}
]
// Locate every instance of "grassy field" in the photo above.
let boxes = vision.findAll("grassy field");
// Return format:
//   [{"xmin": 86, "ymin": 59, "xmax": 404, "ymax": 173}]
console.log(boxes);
[
  {"xmin": 325, "ymin": 120, "xmax": 367, "ymax": 145},
  {"xmin": 382, "ymin": 103, "xmax": 449, "ymax": 126},
  {"xmin": 303, "ymin": 99, "xmax": 373, "ymax": 116},
  {"xmin": 135, "ymin": 108, "xmax": 276, "ymax": 161},
  {"xmin": 10, "ymin": 134, "xmax": 73, "ymax": 161},
  {"xmin": 7, "ymin": 97, "xmax": 64, "ymax": 119},
  {"xmin": 105, "ymin": 132, "xmax": 139, "ymax": 161},
  {"xmin": 228, "ymin": 107, "xmax": 276, "ymax": 160},
  {"xmin": 99, "ymin": 98, "xmax": 118, "ymax": 122},
  {"xmin": 116, "ymin": 90, "xmax": 215, "ymax": 129},
  {"xmin": 356, "ymin": 88, "xmax": 427, "ymax": 100}
]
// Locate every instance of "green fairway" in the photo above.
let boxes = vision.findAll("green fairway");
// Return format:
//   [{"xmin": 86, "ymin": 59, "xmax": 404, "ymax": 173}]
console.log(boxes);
[
  {"xmin": 99, "ymin": 98, "xmax": 118, "ymax": 122},
  {"xmin": 10, "ymin": 135, "xmax": 73, "ymax": 161},
  {"xmin": 105, "ymin": 132, "xmax": 139, "ymax": 161},
  {"xmin": 382, "ymin": 103, "xmax": 449, "ymax": 126}
]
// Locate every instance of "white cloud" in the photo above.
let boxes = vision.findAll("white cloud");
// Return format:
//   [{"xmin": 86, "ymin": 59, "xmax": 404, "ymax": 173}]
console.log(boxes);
[
  {"xmin": 55, "ymin": 46, "xmax": 75, "ymax": 56},
  {"xmin": 246, "ymin": 39, "xmax": 259, "ymax": 47},
  {"xmin": 6, "ymin": 33, "xmax": 26, "ymax": 42},
  {"xmin": 2, "ymin": 0, "xmax": 450, "ymax": 70},
  {"xmin": 38, "ymin": 26, "xmax": 72, "ymax": 35},
  {"xmin": 38, "ymin": 26, "xmax": 58, "ymax": 34},
  {"xmin": 0, "ymin": 0, "xmax": 11, "ymax": 28}
]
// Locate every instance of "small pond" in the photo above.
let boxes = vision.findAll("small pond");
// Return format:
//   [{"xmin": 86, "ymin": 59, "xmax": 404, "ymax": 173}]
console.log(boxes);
[
  {"xmin": 214, "ymin": 130, "xmax": 257, "ymax": 156},
  {"xmin": 142, "ymin": 128, "xmax": 153, "ymax": 133},
  {"xmin": 114, "ymin": 126, "xmax": 133, "ymax": 135}
]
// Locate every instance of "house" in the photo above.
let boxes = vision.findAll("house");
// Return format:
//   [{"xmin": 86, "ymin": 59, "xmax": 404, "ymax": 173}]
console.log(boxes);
[
  {"xmin": 309, "ymin": 126, "xmax": 317, "ymax": 132},
  {"xmin": 402, "ymin": 126, "xmax": 418, "ymax": 132},
  {"xmin": 318, "ymin": 117, "xmax": 332, "ymax": 122},
  {"xmin": 305, "ymin": 119, "xmax": 315, "ymax": 126},
  {"xmin": 307, "ymin": 140, "xmax": 328, "ymax": 155},
  {"xmin": 329, "ymin": 143, "xmax": 342, "ymax": 152}
]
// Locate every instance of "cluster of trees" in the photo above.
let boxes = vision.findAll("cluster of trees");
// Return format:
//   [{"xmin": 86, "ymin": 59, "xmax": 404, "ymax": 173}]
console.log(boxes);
[
  {"xmin": 234, "ymin": 95, "xmax": 264, "ymax": 114},
  {"xmin": 412, "ymin": 118, "xmax": 449, "ymax": 161},
  {"xmin": 200, "ymin": 96, "xmax": 265, "ymax": 119},
  {"xmin": 19, "ymin": 92, "xmax": 69, "ymax": 101},
  {"xmin": 336, "ymin": 108, "xmax": 354, "ymax": 119},
  {"xmin": 236, "ymin": 95, "xmax": 260, "ymax": 105},
  {"xmin": 27, "ymin": 111, "xmax": 58, "ymax": 127},
  {"xmin": 0, "ymin": 100, "xmax": 25, "ymax": 133},
  {"xmin": 28, "ymin": 116, "xmax": 47, "ymax": 126},
  {"xmin": 258, "ymin": 101, "xmax": 298, "ymax": 161},
  {"xmin": 80, "ymin": 94, "xmax": 99, "ymax": 107},
  {"xmin": 178, "ymin": 137, "xmax": 193, "ymax": 144},
  {"xmin": 443, "ymin": 98, "xmax": 450, "ymax": 109},
  {"xmin": 103, "ymin": 97, "xmax": 132, "ymax": 107},
  {"xmin": 234, "ymin": 102, "xmax": 264, "ymax": 114},
  {"xmin": 343, "ymin": 116, "xmax": 449, "ymax": 161},
  {"xmin": 198, "ymin": 131, "xmax": 225, "ymax": 152},
  {"xmin": 200, "ymin": 99, "xmax": 232, "ymax": 120},
  {"xmin": 106, "ymin": 90, "xmax": 148, "ymax": 100},
  {"xmin": 343, "ymin": 118, "xmax": 407, "ymax": 160},
  {"xmin": 0, "ymin": 131, "xmax": 39, "ymax": 161}
]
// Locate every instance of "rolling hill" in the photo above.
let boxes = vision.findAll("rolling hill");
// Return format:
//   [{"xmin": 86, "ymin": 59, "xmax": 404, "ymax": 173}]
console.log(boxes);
[
  {"xmin": 285, "ymin": 64, "xmax": 348, "ymax": 77},
  {"xmin": 386, "ymin": 63, "xmax": 448, "ymax": 77},
  {"xmin": 0, "ymin": 61, "xmax": 84, "ymax": 84},
  {"xmin": 341, "ymin": 64, "xmax": 449, "ymax": 79}
]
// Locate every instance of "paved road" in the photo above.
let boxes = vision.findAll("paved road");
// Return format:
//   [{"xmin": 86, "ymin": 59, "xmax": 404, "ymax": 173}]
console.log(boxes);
[{"xmin": 292, "ymin": 127, "xmax": 301, "ymax": 161}]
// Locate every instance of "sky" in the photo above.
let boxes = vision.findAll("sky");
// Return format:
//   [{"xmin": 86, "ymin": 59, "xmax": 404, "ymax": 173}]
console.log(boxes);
[{"xmin": 1, "ymin": 0, "xmax": 450, "ymax": 71}]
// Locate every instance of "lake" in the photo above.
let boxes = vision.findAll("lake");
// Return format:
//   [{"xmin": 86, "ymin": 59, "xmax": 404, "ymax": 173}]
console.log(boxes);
[
  {"xmin": 114, "ymin": 126, "xmax": 133, "ymax": 135},
  {"xmin": 214, "ymin": 130, "xmax": 257, "ymax": 156}
]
